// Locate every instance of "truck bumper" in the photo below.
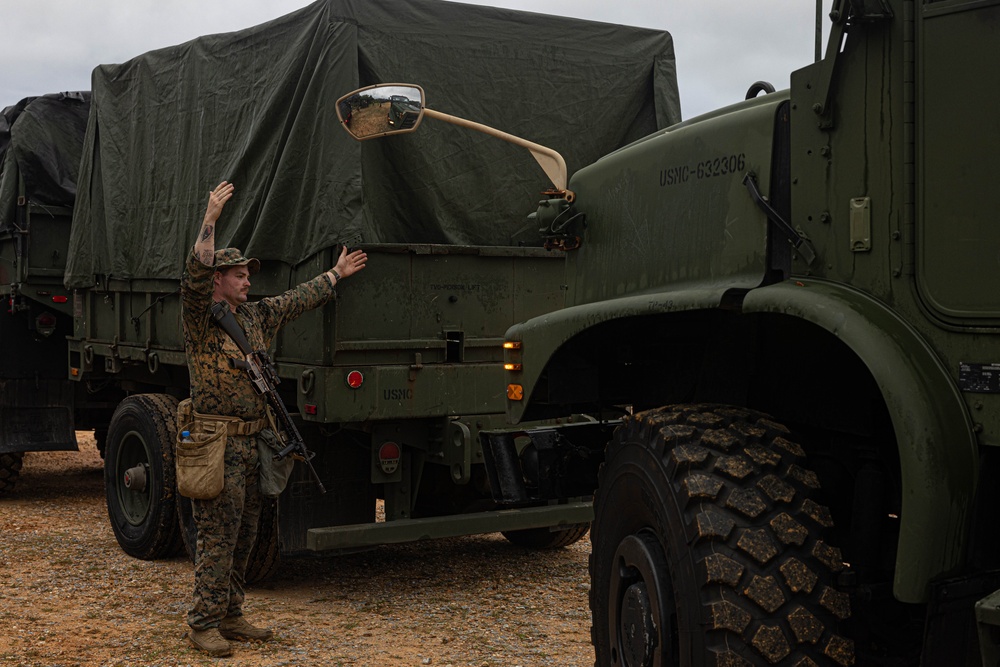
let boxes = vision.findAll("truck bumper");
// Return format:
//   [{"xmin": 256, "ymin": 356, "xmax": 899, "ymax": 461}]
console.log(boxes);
[
  {"xmin": 479, "ymin": 420, "xmax": 616, "ymax": 504},
  {"xmin": 306, "ymin": 501, "xmax": 592, "ymax": 551}
]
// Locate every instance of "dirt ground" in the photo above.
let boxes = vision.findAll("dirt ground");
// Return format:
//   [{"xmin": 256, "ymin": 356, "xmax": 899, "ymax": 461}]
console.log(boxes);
[
  {"xmin": 348, "ymin": 103, "xmax": 394, "ymax": 138},
  {"xmin": 0, "ymin": 434, "xmax": 595, "ymax": 667}
]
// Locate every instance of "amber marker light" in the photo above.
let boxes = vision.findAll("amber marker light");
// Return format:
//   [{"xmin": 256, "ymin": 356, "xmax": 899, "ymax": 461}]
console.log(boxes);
[
  {"xmin": 507, "ymin": 384, "xmax": 524, "ymax": 400},
  {"xmin": 504, "ymin": 363, "xmax": 522, "ymax": 371},
  {"xmin": 503, "ymin": 341, "xmax": 521, "ymax": 350}
]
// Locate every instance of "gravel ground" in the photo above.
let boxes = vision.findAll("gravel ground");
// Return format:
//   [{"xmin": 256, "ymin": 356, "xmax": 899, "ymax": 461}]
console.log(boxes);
[{"xmin": 0, "ymin": 434, "xmax": 595, "ymax": 667}]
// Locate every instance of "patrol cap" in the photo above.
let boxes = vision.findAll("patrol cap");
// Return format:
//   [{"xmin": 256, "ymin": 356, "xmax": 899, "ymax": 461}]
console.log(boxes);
[{"xmin": 214, "ymin": 247, "xmax": 260, "ymax": 275}]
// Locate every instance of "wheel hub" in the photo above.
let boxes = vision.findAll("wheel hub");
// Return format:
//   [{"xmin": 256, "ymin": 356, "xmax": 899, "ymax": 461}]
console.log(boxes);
[
  {"xmin": 116, "ymin": 430, "xmax": 153, "ymax": 526},
  {"xmin": 620, "ymin": 581, "xmax": 656, "ymax": 667},
  {"xmin": 123, "ymin": 464, "xmax": 147, "ymax": 492},
  {"xmin": 609, "ymin": 532, "xmax": 675, "ymax": 667}
]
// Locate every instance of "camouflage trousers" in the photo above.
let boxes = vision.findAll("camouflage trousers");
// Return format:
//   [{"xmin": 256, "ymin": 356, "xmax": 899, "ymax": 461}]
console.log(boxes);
[{"xmin": 187, "ymin": 433, "xmax": 262, "ymax": 630}]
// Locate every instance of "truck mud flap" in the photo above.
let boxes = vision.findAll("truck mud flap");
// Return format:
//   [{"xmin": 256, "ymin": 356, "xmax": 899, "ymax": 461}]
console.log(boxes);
[
  {"xmin": 0, "ymin": 405, "xmax": 76, "ymax": 454},
  {"xmin": 479, "ymin": 420, "xmax": 617, "ymax": 504}
]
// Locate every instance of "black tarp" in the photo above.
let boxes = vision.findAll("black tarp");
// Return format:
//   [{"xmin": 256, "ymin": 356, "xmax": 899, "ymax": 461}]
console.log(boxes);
[
  {"xmin": 66, "ymin": 0, "xmax": 680, "ymax": 287},
  {"xmin": 0, "ymin": 92, "xmax": 91, "ymax": 230}
]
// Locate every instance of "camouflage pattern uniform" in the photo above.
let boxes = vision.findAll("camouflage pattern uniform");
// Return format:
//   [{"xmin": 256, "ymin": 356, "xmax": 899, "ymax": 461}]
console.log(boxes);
[{"xmin": 181, "ymin": 248, "xmax": 335, "ymax": 631}]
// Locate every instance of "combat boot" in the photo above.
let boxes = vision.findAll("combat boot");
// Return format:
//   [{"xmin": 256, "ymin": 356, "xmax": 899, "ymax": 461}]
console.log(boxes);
[
  {"xmin": 186, "ymin": 627, "xmax": 232, "ymax": 657},
  {"xmin": 219, "ymin": 615, "xmax": 274, "ymax": 641}
]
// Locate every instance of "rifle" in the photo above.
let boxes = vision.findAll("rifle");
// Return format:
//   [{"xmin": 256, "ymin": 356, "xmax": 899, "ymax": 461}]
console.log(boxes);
[{"xmin": 210, "ymin": 300, "xmax": 327, "ymax": 494}]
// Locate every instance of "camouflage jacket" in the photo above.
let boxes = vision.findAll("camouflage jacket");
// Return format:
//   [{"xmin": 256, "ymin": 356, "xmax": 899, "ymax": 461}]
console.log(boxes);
[{"xmin": 181, "ymin": 250, "xmax": 335, "ymax": 419}]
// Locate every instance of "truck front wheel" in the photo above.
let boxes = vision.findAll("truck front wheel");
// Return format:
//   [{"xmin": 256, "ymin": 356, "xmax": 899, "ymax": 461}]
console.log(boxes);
[
  {"xmin": 590, "ymin": 404, "xmax": 855, "ymax": 666},
  {"xmin": 104, "ymin": 394, "xmax": 183, "ymax": 559}
]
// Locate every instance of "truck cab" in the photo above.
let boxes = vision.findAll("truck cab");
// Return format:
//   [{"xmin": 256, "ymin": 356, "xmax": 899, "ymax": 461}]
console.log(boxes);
[{"xmin": 493, "ymin": 0, "xmax": 1000, "ymax": 664}]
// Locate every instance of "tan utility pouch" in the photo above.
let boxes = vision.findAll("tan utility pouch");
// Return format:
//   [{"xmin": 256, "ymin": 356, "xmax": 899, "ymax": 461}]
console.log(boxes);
[
  {"xmin": 177, "ymin": 397, "xmax": 194, "ymax": 433},
  {"xmin": 175, "ymin": 399, "xmax": 227, "ymax": 500}
]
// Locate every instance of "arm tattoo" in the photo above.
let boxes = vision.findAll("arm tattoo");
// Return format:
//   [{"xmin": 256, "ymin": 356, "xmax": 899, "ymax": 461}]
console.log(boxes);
[{"xmin": 200, "ymin": 225, "xmax": 214, "ymax": 242}]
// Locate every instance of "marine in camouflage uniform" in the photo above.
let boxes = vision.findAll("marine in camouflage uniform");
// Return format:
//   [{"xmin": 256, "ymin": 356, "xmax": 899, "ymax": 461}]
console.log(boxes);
[{"xmin": 180, "ymin": 181, "xmax": 367, "ymax": 656}]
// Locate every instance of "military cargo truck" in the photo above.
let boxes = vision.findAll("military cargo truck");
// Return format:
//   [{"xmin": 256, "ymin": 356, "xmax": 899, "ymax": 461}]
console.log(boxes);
[
  {"xmin": 387, "ymin": 95, "xmax": 422, "ymax": 130},
  {"xmin": 0, "ymin": 92, "xmax": 91, "ymax": 495},
  {"xmin": 352, "ymin": 0, "xmax": 1000, "ymax": 664},
  {"xmin": 0, "ymin": 0, "xmax": 680, "ymax": 579},
  {"xmin": 505, "ymin": 0, "xmax": 1000, "ymax": 664}
]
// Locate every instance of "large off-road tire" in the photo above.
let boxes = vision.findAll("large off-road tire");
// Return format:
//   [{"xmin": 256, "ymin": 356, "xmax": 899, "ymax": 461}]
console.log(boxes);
[
  {"xmin": 178, "ymin": 493, "xmax": 281, "ymax": 585},
  {"xmin": 590, "ymin": 404, "xmax": 854, "ymax": 666},
  {"xmin": 0, "ymin": 452, "xmax": 24, "ymax": 495},
  {"xmin": 104, "ymin": 394, "xmax": 184, "ymax": 560},
  {"xmin": 502, "ymin": 522, "xmax": 590, "ymax": 549}
]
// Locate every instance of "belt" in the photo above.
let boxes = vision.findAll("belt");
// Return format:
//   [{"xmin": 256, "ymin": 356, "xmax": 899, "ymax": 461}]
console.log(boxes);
[
  {"xmin": 193, "ymin": 410, "xmax": 267, "ymax": 436},
  {"xmin": 223, "ymin": 416, "xmax": 267, "ymax": 436}
]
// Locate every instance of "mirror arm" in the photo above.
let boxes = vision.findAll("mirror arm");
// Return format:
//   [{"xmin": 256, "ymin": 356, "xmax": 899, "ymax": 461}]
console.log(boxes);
[{"xmin": 422, "ymin": 108, "xmax": 572, "ymax": 198}]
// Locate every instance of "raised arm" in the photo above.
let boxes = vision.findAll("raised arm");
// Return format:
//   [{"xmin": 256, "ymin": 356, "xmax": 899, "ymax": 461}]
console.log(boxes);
[{"xmin": 194, "ymin": 181, "xmax": 235, "ymax": 265}]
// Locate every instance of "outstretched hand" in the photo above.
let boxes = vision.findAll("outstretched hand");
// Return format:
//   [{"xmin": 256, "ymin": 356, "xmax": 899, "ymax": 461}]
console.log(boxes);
[
  {"xmin": 332, "ymin": 246, "xmax": 367, "ymax": 280},
  {"xmin": 204, "ymin": 181, "xmax": 235, "ymax": 225},
  {"xmin": 195, "ymin": 181, "xmax": 234, "ymax": 265}
]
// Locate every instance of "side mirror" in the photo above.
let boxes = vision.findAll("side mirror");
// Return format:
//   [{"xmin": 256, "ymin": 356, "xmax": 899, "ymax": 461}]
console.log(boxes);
[
  {"xmin": 336, "ymin": 82, "xmax": 572, "ymax": 200},
  {"xmin": 336, "ymin": 84, "xmax": 425, "ymax": 140}
]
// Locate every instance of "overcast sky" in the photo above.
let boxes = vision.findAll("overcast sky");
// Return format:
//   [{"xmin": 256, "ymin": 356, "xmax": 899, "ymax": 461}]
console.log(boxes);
[{"xmin": 2, "ymin": 0, "xmax": 828, "ymax": 120}]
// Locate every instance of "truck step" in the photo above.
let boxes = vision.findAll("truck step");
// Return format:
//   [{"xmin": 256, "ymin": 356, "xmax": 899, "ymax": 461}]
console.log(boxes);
[{"xmin": 306, "ymin": 501, "xmax": 592, "ymax": 551}]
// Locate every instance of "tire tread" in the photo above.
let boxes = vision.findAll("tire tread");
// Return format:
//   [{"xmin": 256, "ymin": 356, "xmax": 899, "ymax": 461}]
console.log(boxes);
[
  {"xmin": 590, "ymin": 403, "xmax": 856, "ymax": 666},
  {"xmin": 0, "ymin": 452, "xmax": 24, "ymax": 495}
]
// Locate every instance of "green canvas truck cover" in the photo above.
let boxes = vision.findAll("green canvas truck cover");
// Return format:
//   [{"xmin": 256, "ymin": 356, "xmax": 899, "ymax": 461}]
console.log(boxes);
[
  {"xmin": 65, "ymin": 0, "xmax": 680, "ymax": 287},
  {"xmin": 0, "ymin": 92, "xmax": 91, "ymax": 231}
]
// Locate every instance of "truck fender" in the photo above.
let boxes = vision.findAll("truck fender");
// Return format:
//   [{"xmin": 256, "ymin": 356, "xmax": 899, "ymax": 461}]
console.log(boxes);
[
  {"xmin": 504, "ymin": 286, "xmax": 732, "ymax": 424},
  {"xmin": 743, "ymin": 279, "xmax": 978, "ymax": 604}
]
